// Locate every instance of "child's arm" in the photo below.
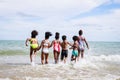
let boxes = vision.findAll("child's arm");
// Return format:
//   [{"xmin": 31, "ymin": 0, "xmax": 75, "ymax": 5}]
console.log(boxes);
[
  {"xmin": 49, "ymin": 40, "xmax": 54, "ymax": 48},
  {"xmin": 37, "ymin": 40, "xmax": 43, "ymax": 50},
  {"xmin": 25, "ymin": 38, "xmax": 30, "ymax": 46},
  {"xmin": 68, "ymin": 42, "xmax": 73, "ymax": 46},
  {"xmin": 69, "ymin": 42, "xmax": 74, "ymax": 49},
  {"xmin": 84, "ymin": 38, "xmax": 89, "ymax": 49}
]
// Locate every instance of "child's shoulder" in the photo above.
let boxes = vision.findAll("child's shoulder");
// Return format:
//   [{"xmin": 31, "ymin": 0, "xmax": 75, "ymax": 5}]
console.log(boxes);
[
  {"xmin": 65, "ymin": 40, "xmax": 69, "ymax": 43},
  {"xmin": 79, "ymin": 36, "xmax": 85, "ymax": 39},
  {"xmin": 26, "ymin": 38, "xmax": 31, "ymax": 41}
]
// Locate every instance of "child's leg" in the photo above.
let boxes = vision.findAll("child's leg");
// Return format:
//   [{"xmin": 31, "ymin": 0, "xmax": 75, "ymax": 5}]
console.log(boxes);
[
  {"xmin": 30, "ymin": 48, "xmax": 33, "ymax": 62},
  {"xmin": 71, "ymin": 55, "xmax": 74, "ymax": 61},
  {"xmin": 45, "ymin": 53, "xmax": 49, "ymax": 64},
  {"xmin": 54, "ymin": 51, "xmax": 57, "ymax": 63},
  {"xmin": 57, "ymin": 52, "xmax": 60, "ymax": 63},
  {"xmin": 75, "ymin": 57, "xmax": 77, "ymax": 62},
  {"xmin": 64, "ymin": 57, "xmax": 67, "ymax": 63},
  {"xmin": 61, "ymin": 51, "xmax": 64, "ymax": 62},
  {"xmin": 78, "ymin": 48, "xmax": 80, "ymax": 60},
  {"xmin": 81, "ymin": 50, "xmax": 84, "ymax": 58},
  {"xmin": 77, "ymin": 56, "xmax": 79, "ymax": 61},
  {"xmin": 64, "ymin": 51, "xmax": 68, "ymax": 63},
  {"xmin": 41, "ymin": 52, "xmax": 44, "ymax": 64},
  {"xmin": 33, "ymin": 50, "xmax": 37, "ymax": 62},
  {"xmin": 34, "ymin": 50, "xmax": 37, "ymax": 56}
]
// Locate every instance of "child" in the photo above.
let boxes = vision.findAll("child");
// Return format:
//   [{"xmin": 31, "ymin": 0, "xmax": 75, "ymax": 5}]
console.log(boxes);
[
  {"xmin": 38, "ymin": 32, "xmax": 52, "ymax": 64},
  {"xmin": 61, "ymin": 35, "xmax": 72, "ymax": 63},
  {"xmin": 50, "ymin": 32, "xmax": 61, "ymax": 64},
  {"xmin": 78, "ymin": 30, "xmax": 89, "ymax": 59},
  {"xmin": 25, "ymin": 30, "xmax": 39, "ymax": 65},
  {"xmin": 71, "ymin": 36, "xmax": 79, "ymax": 62}
]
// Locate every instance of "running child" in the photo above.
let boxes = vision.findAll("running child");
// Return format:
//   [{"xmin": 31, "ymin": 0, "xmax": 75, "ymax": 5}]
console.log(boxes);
[
  {"xmin": 38, "ymin": 32, "xmax": 52, "ymax": 64},
  {"xmin": 50, "ymin": 32, "xmax": 61, "ymax": 64},
  {"xmin": 70, "ymin": 36, "xmax": 79, "ymax": 62},
  {"xmin": 25, "ymin": 30, "xmax": 39, "ymax": 65},
  {"xmin": 78, "ymin": 30, "xmax": 89, "ymax": 59},
  {"xmin": 61, "ymin": 35, "xmax": 72, "ymax": 63}
]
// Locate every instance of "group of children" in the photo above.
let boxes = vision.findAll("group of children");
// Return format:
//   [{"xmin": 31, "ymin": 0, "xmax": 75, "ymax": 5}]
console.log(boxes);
[{"xmin": 25, "ymin": 30, "xmax": 89, "ymax": 65}]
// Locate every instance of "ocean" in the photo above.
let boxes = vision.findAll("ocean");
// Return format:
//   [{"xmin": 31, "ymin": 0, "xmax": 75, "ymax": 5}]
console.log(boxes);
[{"xmin": 0, "ymin": 40, "xmax": 120, "ymax": 80}]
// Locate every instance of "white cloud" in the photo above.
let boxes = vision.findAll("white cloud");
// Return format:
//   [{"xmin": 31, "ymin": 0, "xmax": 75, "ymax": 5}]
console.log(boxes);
[
  {"xmin": 0, "ymin": 0, "xmax": 120, "ymax": 41},
  {"xmin": 114, "ymin": 0, "xmax": 120, "ymax": 3},
  {"xmin": 0, "ymin": 0, "xmax": 111, "ymax": 27},
  {"xmin": 0, "ymin": 0, "xmax": 110, "ymax": 18},
  {"xmin": 69, "ymin": 8, "xmax": 120, "ymax": 41}
]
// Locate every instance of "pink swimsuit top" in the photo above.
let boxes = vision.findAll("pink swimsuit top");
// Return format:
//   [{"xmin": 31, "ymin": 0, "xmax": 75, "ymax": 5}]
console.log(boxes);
[{"xmin": 53, "ymin": 41, "xmax": 60, "ymax": 52}]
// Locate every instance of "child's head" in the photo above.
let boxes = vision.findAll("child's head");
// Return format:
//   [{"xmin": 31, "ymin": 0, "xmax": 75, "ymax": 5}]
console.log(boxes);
[
  {"xmin": 73, "ymin": 36, "xmax": 78, "ymax": 41},
  {"xmin": 79, "ymin": 29, "xmax": 83, "ymax": 36},
  {"xmin": 55, "ymin": 32, "xmax": 60, "ymax": 40},
  {"xmin": 45, "ymin": 31, "xmax": 52, "ymax": 39},
  {"xmin": 62, "ymin": 35, "xmax": 66, "ymax": 41},
  {"xmin": 31, "ymin": 30, "xmax": 38, "ymax": 38}
]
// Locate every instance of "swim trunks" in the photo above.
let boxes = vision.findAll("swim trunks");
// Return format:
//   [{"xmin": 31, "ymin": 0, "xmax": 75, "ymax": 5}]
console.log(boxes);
[
  {"xmin": 72, "ymin": 50, "xmax": 78, "ymax": 57},
  {"xmin": 61, "ymin": 50, "xmax": 68, "ymax": 60}
]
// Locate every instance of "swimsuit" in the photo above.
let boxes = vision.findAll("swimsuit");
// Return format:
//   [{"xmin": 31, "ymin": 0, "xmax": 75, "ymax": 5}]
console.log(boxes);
[
  {"xmin": 79, "ymin": 36, "xmax": 85, "ymax": 50},
  {"xmin": 43, "ymin": 48, "xmax": 49, "ymax": 53},
  {"xmin": 72, "ymin": 50, "xmax": 78, "ymax": 57},
  {"xmin": 30, "ymin": 38, "xmax": 38, "ymax": 49},
  {"xmin": 53, "ymin": 41, "xmax": 60, "ymax": 52},
  {"xmin": 61, "ymin": 50, "xmax": 68, "ymax": 60},
  {"xmin": 42, "ymin": 40, "xmax": 49, "ymax": 53}
]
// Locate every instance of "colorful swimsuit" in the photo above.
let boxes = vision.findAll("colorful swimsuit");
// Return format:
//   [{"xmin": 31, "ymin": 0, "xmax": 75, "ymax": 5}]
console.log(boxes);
[
  {"xmin": 53, "ymin": 41, "xmax": 60, "ymax": 52},
  {"xmin": 61, "ymin": 50, "xmax": 68, "ymax": 60},
  {"xmin": 30, "ymin": 38, "xmax": 38, "ymax": 49},
  {"xmin": 72, "ymin": 50, "xmax": 78, "ymax": 57},
  {"xmin": 79, "ymin": 36, "xmax": 85, "ymax": 50},
  {"xmin": 42, "ymin": 40, "xmax": 49, "ymax": 53}
]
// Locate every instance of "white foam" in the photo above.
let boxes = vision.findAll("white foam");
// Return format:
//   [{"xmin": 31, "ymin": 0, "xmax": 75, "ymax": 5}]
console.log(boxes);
[
  {"xmin": 25, "ymin": 77, "xmax": 49, "ymax": 80},
  {"xmin": 31, "ymin": 62, "xmax": 35, "ymax": 67},
  {"xmin": 0, "ymin": 78, "xmax": 11, "ymax": 80},
  {"xmin": 25, "ymin": 76, "xmax": 63, "ymax": 80}
]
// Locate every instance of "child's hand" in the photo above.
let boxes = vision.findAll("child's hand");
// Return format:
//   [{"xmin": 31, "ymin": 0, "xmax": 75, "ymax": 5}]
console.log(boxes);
[{"xmin": 37, "ymin": 47, "xmax": 40, "ymax": 51}]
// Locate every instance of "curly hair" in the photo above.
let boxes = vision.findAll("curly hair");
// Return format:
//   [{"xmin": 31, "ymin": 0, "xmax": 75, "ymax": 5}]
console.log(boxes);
[
  {"xmin": 55, "ymin": 32, "xmax": 60, "ymax": 40},
  {"xmin": 73, "ymin": 36, "xmax": 78, "ymax": 41},
  {"xmin": 79, "ymin": 30, "xmax": 83, "ymax": 36},
  {"xmin": 31, "ymin": 30, "xmax": 38, "ymax": 38},
  {"xmin": 45, "ymin": 32, "xmax": 52, "ymax": 39},
  {"xmin": 62, "ymin": 35, "xmax": 66, "ymax": 41}
]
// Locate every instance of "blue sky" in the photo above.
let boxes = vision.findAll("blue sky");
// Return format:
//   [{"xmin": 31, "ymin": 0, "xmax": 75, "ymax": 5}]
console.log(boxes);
[{"xmin": 0, "ymin": 0, "xmax": 120, "ymax": 41}]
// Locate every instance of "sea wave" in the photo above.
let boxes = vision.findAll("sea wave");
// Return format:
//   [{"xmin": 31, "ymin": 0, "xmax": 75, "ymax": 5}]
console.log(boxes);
[{"xmin": 0, "ymin": 54, "xmax": 120, "ymax": 80}]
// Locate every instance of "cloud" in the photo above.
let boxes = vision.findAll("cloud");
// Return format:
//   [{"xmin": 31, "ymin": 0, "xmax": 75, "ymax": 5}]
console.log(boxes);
[
  {"xmin": 0, "ymin": 0, "xmax": 110, "ymax": 18},
  {"xmin": 114, "ymin": 0, "xmax": 120, "ymax": 3},
  {"xmin": 0, "ymin": 0, "xmax": 120, "ymax": 41},
  {"xmin": 0, "ymin": 0, "xmax": 111, "ymax": 26},
  {"xmin": 69, "ymin": 8, "xmax": 120, "ymax": 41}
]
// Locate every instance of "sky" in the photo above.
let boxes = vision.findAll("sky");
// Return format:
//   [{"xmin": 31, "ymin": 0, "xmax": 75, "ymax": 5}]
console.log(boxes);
[{"xmin": 0, "ymin": 0, "xmax": 120, "ymax": 41}]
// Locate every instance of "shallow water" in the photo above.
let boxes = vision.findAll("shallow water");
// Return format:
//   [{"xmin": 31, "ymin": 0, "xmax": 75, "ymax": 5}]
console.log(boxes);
[
  {"xmin": 0, "ymin": 41, "xmax": 120, "ymax": 80},
  {"xmin": 0, "ymin": 55, "xmax": 120, "ymax": 80}
]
